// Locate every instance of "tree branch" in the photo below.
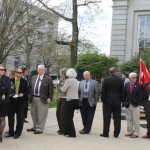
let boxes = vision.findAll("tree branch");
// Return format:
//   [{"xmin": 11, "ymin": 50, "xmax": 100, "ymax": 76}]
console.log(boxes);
[
  {"xmin": 55, "ymin": 40, "xmax": 71, "ymax": 45},
  {"xmin": 77, "ymin": 0, "xmax": 102, "ymax": 7},
  {"xmin": 37, "ymin": 0, "xmax": 73, "ymax": 22}
]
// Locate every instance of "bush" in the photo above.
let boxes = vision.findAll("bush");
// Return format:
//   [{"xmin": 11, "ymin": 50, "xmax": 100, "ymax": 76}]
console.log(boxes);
[{"xmin": 75, "ymin": 52, "xmax": 118, "ymax": 80}]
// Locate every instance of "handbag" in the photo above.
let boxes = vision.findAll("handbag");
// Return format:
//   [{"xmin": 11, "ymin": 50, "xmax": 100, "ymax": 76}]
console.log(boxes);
[{"xmin": 76, "ymin": 99, "xmax": 82, "ymax": 110}]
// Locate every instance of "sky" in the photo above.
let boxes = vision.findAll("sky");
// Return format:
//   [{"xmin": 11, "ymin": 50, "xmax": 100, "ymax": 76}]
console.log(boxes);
[{"xmin": 43, "ymin": 0, "xmax": 113, "ymax": 55}]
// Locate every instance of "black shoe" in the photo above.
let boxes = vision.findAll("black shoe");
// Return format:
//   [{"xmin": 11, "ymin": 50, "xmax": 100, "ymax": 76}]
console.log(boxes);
[
  {"xmin": 34, "ymin": 131, "xmax": 42, "ymax": 134},
  {"xmin": 27, "ymin": 128, "xmax": 36, "ymax": 132},
  {"xmin": 57, "ymin": 131, "xmax": 63, "ymax": 135},
  {"xmin": 79, "ymin": 130, "xmax": 89, "ymax": 134},
  {"xmin": 6, "ymin": 134, "xmax": 14, "ymax": 138},
  {"xmin": 65, "ymin": 135, "xmax": 76, "ymax": 138},
  {"xmin": 13, "ymin": 134, "xmax": 20, "ymax": 139},
  {"xmin": 24, "ymin": 119, "xmax": 29, "ymax": 123},
  {"xmin": 100, "ymin": 134, "xmax": 109, "ymax": 138}
]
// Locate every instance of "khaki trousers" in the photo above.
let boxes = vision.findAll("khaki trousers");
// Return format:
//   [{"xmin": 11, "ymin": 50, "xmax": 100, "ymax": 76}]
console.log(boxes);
[
  {"xmin": 30, "ymin": 97, "xmax": 49, "ymax": 132},
  {"xmin": 124, "ymin": 104, "xmax": 140, "ymax": 136}
]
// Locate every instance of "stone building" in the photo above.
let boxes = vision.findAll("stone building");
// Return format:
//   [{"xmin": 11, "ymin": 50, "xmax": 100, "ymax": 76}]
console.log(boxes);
[{"xmin": 110, "ymin": 0, "xmax": 150, "ymax": 64}]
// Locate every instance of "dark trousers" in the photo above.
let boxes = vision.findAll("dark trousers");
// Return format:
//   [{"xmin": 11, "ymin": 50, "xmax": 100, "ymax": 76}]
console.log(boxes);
[
  {"xmin": 24, "ymin": 102, "xmax": 28, "ymax": 119},
  {"xmin": 102, "ymin": 103, "xmax": 121, "ymax": 137},
  {"xmin": 8, "ymin": 99, "xmax": 25, "ymax": 136},
  {"xmin": 144, "ymin": 102, "xmax": 150, "ymax": 137},
  {"xmin": 64, "ymin": 99, "xmax": 78, "ymax": 137},
  {"xmin": 80, "ymin": 98, "xmax": 96, "ymax": 132},
  {"xmin": 56, "ymin": 98, "xmax": 67, "ymax": 133}
]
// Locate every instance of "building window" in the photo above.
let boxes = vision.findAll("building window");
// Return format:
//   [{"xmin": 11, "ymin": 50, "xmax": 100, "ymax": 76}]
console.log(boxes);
[
  {"xmin": 14, "ymin": 57, "xmax": 19, "ymax": 69},
  {"xmin": 138, "ymin": 16, "xmax": 150, "ymax": 49}
]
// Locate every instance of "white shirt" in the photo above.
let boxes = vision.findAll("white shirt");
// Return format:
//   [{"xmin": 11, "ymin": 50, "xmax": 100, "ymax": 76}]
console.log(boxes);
[
  {"xmin": 34, "ymin": 75, "xmax": 44, "ymax": 96},
  {"xmin": 148, "ymin": 94, "xmax": 150, "ymax": 101}
]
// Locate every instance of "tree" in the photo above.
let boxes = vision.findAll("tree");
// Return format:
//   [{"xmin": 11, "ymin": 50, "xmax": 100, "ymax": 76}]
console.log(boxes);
[
  {"xmin": 78, "ymin": 40, "xmax": 100, "ymax": 54},
  {"xmin": 0, "ymin": 0, "xmax": 42, "ymax": 65},
  {"xmin": 75, "ymin": 52, "xmax": 118, "ymax": 80},
  {"xmin": 120, "ymin": 49, "xmax": 150, "ymax": 75},
  {"xmin": 36, "ymin": 0, "xmax": 102, "ymax": 67}
]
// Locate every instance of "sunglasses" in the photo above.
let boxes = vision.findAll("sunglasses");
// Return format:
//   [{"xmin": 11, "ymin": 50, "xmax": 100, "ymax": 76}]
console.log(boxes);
[
  {"xmin": 0, "ymin": 69, "xmax": 6, "ymax": 71},
  {"xmin": 16, "ymin": 72, "xmax": 23, "ymax": 74}
]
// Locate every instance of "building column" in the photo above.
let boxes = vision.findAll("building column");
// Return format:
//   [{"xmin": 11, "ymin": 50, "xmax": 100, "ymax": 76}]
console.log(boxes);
[{"xmin": 110, "ymin": 0, "xmax": 129, "ymax": 65}]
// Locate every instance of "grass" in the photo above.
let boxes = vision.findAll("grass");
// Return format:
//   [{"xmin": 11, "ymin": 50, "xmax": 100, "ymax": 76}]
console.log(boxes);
[{"xmin": 49, "ymin": 88, "xmax": 60, "ymax": 108}]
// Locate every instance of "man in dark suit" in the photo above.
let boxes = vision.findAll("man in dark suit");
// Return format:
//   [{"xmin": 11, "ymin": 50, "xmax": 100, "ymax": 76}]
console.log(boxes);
[
  {"xmin": 142, "ymin": 82, "xmax": 150, "ymax": 139},
  {"xmin": 21, "ymin": 67, "xmax": 30, "ymax": 123},
  {"xmin": 6, "ymin": 68, "xmax": 29, "ymax": 139},
  {"xmin": 79, "ymin": 71, "xmax": 99, "ymax": 134},
  {"xmin": 100, "ymin": 67, "xmax": 124, "ymax": 138},
  {"xmin": 27, "ymin": 65, "xmax": 53, "ymax": 134},
  {"xmin": 124, "ymin": 72, "xmax": 143, "ymax": 138}
]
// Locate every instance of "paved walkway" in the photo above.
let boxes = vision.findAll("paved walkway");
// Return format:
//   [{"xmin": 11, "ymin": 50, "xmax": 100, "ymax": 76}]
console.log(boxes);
[{"xmin": 1, "ymin": 103, "xmax": 149, "ymax": 150}]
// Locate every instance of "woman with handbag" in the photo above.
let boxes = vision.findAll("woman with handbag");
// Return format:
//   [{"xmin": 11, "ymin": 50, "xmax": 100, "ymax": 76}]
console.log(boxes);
[
  {"xmin": 61, "ymin": 68, "xmax": 79, "ymax": 137},
  {"xmin": 0, "ymin": 64, "xmax": 11, "ymax": 142}
]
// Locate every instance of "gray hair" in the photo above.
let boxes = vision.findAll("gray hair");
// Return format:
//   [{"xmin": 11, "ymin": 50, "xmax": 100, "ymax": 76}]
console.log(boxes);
[
  {"xmin": 129, "ymin": 72, "xmax": 137, "ymax": 78},
  {"xmin": 83, "ymin": 71, "xmax": 90, "ymax": 76},
  {"xmin": 60, "ymin": 68, "xmax": 68, "ymax": 77},
  {"xmin": 66, "ymin": 68, "xmax": 77, "ymax": 78},
  {"xmin": 37, "ymin": 64, "xmax": 45, "ymax": 70}
]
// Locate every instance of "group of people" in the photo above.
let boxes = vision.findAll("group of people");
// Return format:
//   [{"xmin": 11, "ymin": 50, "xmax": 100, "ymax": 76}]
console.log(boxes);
[
  {"xmin": 0, "ymin": 64, "xmax": 53, "ymax": 142},
  {"xmin": 101, "ymin": 68, "xmax": 150, "ymax": 139},
  {"xmin": 0, "ymin": 64, "xmax": 150, "ymax": 143}
]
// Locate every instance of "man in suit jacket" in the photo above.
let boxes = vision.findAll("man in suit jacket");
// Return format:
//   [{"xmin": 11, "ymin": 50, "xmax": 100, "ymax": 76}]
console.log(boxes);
[
  {"xmin": 27, "ymin": 65, "xmax": 53, "ymax": 134},
  {"xmin": 124, "ymin": 72, "xmax": 143, "ymax": 138},
  {"xmin": 100, "ymin": 67, "xmax": 124, "ymax": 138},
  {"xmin": 21, "ymin": 67, "xmax": 30, "ymax": 123},
  {"xmin": 79, "ymin": 71, "xmax": 99, "ymax": 134},
  {"xmin": 6, "ymin": 68, "xmax": 29, "ymax": 139},
  {"xmin": 142, "ymin": 82, "xmax": 150, "ymax": 139}
]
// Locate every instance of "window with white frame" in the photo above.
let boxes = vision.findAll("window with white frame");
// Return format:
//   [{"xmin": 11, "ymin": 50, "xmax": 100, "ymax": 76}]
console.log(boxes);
[{"xmin": 138, "ymin": 16, "xmax": 150, "ymax": 48}]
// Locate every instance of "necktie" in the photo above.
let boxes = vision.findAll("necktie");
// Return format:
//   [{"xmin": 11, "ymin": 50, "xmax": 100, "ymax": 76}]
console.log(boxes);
[
  {"xmin": 15, "ymin": 78, "xmax": 20, "ymax": 94},
  {"xmin": 130, "ymin": 83, "xmax": 134, "ymax": 93},
  {"xmin": 85, "ymin": 80, "xmax": 88, "ymax": 89},
  {"xmin": 35, "ymin": 77, "xmax": 41, "ymax": 95}
]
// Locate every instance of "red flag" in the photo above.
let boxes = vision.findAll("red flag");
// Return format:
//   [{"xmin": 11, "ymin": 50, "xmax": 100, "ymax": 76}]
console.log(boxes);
[{"xmin": 139, "ymin": 59, "xmax": 150, "ymax": 84}]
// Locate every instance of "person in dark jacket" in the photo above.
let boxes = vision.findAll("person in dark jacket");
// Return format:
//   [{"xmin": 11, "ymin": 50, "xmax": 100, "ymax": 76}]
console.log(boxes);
[
  {"xmin": 0, "ymin": 64, "xmax": 11, "ymax": 142},
  {"xmin": 21, "ymin": 67, "xmax": 30, "ymax": 123},
  {"xmin": 124, "ymin": 72, "xmax": 143, "ymax": 138},
  {"xmin": 6, "ymin": 68, "xmax": 28, "ymax": 139},
  {"xmin": 100, "ymin": 67, "xmax": 124, "ymax": 138},
  {"xmin": 142, "ymin": 82, "xmax": 150, "ymax": 139}
]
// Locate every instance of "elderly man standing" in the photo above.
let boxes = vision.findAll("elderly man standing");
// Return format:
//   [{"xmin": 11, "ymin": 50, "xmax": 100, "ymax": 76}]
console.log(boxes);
[
  {"xmin": 27, "ymin": 65, "xmax": 53, "ymax": 134},
  {"xmin": 124, "ymin": 72, "xmax": 143, "ymax": 138},
  {"xmin": 79, "ymin": 71, "xmax": 99, "ymax": 134}
]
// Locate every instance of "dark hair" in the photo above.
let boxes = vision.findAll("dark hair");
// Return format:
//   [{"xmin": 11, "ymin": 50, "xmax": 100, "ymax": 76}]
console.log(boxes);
[
  {"xmin": 21, "ymin": 67, "xmax": 27, "ymax": 73},
  {"xmin": 109, "ymin": 67, "xmax": 116, "ymax": 75}
]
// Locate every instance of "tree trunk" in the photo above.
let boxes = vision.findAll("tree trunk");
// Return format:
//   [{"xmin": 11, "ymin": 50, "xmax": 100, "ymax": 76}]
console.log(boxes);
[{"xmin": 70, "ymin": 0, "xmax": 78, "ymax": 68}]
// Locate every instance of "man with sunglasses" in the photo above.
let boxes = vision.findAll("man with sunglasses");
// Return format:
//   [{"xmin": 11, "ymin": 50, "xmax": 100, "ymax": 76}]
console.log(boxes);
[
  {"xmin": 123, "ymin": 72, "xmax": 143, "ymax": 138},
  {"xmin": 6, "ymin": 68, "xmax": 28, "ymax": 139}
]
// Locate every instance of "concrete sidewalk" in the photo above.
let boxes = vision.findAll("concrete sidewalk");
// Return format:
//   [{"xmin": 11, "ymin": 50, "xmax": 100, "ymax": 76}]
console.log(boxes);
[{"xmin": 1, "ymin": 103, "xmax": 149, "ymax": 150}]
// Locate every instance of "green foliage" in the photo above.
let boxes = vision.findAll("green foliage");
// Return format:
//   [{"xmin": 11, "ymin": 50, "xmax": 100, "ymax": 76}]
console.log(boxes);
[
  {"xmin": 120, "ymin": 50, "xmax": 150, "ymax": 75},
  {"xmin": 75, "ymin": 52, "xmax": 118, "ymax": 80},
  {"xmin": 49, "ymin": 88, "xmax": 60, "ymax": 108}
]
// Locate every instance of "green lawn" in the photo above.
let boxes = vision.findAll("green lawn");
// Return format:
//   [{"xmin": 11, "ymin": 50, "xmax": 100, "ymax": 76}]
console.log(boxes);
[{"xmin": 49, "ymin": 88, "xmax": 60, "ymax": 108}]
